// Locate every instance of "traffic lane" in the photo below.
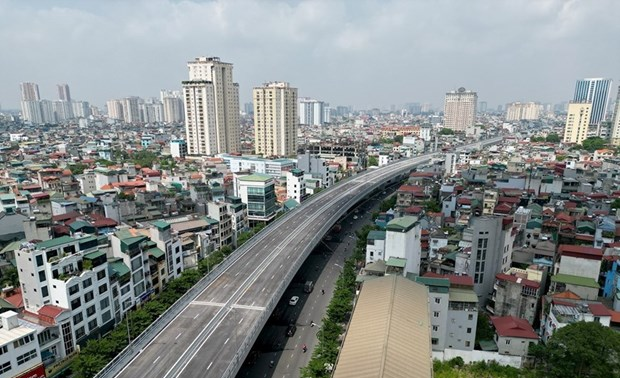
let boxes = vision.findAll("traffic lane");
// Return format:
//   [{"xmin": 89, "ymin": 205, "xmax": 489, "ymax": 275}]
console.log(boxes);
[
  {"xmin": 116, "ymin": 303, "xmax": 222, "ymax": 378},
  {"xmin": 181, "ymin": 307, "xmax": 259, "ymax": 378}
]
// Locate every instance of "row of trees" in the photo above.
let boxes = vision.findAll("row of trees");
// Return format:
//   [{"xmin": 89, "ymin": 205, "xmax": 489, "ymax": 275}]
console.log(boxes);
[
  {"xmin": 301, "ymin": 225, "xmax": 375, "ymax": 377},
  {"xmin": 529, "ymin": 133, "xmax": 560, "ymax": 143}
]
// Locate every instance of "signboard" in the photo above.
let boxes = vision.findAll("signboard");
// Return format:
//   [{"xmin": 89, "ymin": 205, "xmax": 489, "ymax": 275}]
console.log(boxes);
[{"xmin": 13, "ymin": 363, "xmax": 46, "ymax": 378}]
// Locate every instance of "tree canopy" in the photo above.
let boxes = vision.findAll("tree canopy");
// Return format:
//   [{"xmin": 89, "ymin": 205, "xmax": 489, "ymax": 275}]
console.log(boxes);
[
  {"xmin": 580, "ymin": 137, "xmax": 607, "ymax": 152},
  {"xmin": 545, "ymin": 133, "xmax": 560, "ymax": 143},
  {"xmin": 439, "ymin": 128, "xmax": 454, "ymax": 135},
  {"xmin": 533, "ymin": 321, "xmax": 620, "ymax": 378}
]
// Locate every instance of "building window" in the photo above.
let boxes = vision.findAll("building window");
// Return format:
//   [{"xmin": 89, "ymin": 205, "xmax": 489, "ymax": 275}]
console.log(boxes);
[
  {"xmin": 0, "ymin": 361, "xmax": 10, "ymax": 374},
  {"xmin": 465, "ymin": 341, "xmax": 471, "ymax": 347},
  {"xmin": 84, "ymin": 291, "xmax": 94, "ymax": 303},
  {"xmin": 435, "ymin": 298, "xmax": 441, "ymax": 304},
  {"xmin": 468, "ymin": 314, "xmax": 474, "ymax": 321},
  {"xmin": 100, "ymin": 297, "xmax": 110, "ymax": 309},
  {"xmin": 88, "ymin": 319, "xmax": 97, "ymax": 331},
  {"xmin": 97, "ymin": 270, "xmax": 106, "ymax": 280},
  {"xmin": 83, "ymin": 278, "xmax": 92, "ymax": 288},
  {"xmin": 102, "ymin": 311, "xmax": 111, "ymax": 323},
  {"xmin": 38, "ymin": 270, "xmax": 46, "ymax": 282},
  {"xmin": 506, "ymin": 339, "xmax": 511, "ymax": 345},
  {"xmin": 431, "ymin": 338, "xmax": 438, "ymax": 345},
  {"xmin": 0, "ymin": 345, "xmax": 7, "ymax": 355},
  {"xmin": 433, "ymin": 311, "xmax": 440, "ymax": 318},
  {"xmin": 36, "ymin": 255, "xmax": 43, "ymax": 267},
  {"xmin": 42, "ymin": 286, "xmax": 49, "ymax": 297},
  {"xmin": 99, "ymin": 284, "xmax": 108, "ymax": 294},
  {"xmin": 432, "ymin": 325, "xmax": 439, "ymax": 332},
  {"xmin": 75, "ymin": 327, "xmax": 85, "ymax": 340},
  {"xmin": 16, "ymin": 349, "xmax": 37, "ymax": 366},
  {"xmin": 86, "ymin": 305, "xmax": 96, "ymax": 317},
  {"xmin": 467, "ymin": 327, "xmax": 472, "ymax": 334},
  {"xmin": 69, "ymin": 285, "xmax": 79, "ymax": 296},
  {"xmin": 70, "ymin": 298, "xmax": 81, "ymax": 311}
]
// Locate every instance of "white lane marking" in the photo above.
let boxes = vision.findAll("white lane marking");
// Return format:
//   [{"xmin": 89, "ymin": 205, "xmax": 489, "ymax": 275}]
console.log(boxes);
[
  {"xmin": 224, "ymin": 337, "xmax": 230, "ymax": 345},
  {"xmin": 207, "ymin": 361, "xmax": 213, "ymax": 370},
  {"xmin": 271, "ymin": 274, "xmax": 275, "ymax": 280},
  {"xmin": 153, "ymin": 356, "xmax": 161, "ymax": 364},
  {"xmin": 261, "ymin": 287, "xmax": 265, "ymax": 292},
  {"xmin": 287, "ymin": 255, "xmax": 291, "ymax": 259},
  {"xmin": 175, "ymin": 333, "xmax": 182, "ymax": 340},
  {"xmin": 193, "ymin": 313, "xmax": 199, "ymax": 319},
  {"xmin": 238, "ymin": 317, "xmax": 244, "ymax": 324},
  {"xmin": 235, "ymin": 271, "xmax": 240, "ymax": 276}
]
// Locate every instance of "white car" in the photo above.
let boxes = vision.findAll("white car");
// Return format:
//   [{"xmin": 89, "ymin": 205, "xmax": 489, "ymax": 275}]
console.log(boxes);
[
  {"xmin": 289, "ymin": 296, "xmax": 299, "ymax": 306},
  {"xmin": 353, "ymin": 215, "xmax": 358, "ymax": 220}
]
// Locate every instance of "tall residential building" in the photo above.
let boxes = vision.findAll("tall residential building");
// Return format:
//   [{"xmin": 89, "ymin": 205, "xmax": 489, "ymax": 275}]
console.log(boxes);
[
  {"xmin": 161, "ymin": 90, "xmax": 184, "ymax": 124},
  {"xmin": 21, "ymin": 100, "xmax": 43, "ymax": 124},
  {"xmin": 20, "ymin": 82, "xmax": 40, "ymax": 101},
  {"xmin": 253, "ymin": 81, "xmax": 298, "ymax": 157},
  {"xmin": 106, "ymin": 99, "xmax": 124, "ymax": 120},
  {"xmin": 563, "ymin": 102, "xmax": 592, "ymax": 144},
  {"xmin": 573, "ymin": 78, "xmax": 612, "ymax": 125},
  {"xmin": 610, "ymin": 87, "xmax": 620, "ymax": 145},
  {"xmin": 183, "ymin": 56, "xmax": 240, "ymax": 155},
  {"xmin": 443, "ymin": 87, "xmax": 477, "ymax": 132},
  {"xmin": 122, "ymin": 97, "xmax": 141, "ymax": 124},
  {"xmin": 57, "ymin": 83, "xmax": 71, "ymax": 102},
  {"xmin": 505, "ymin": 102, "xmax": 542, "ymax": 121},
  {"xmin": 298, "ymin": 98, "xmax": 328, "ymax": 126}
]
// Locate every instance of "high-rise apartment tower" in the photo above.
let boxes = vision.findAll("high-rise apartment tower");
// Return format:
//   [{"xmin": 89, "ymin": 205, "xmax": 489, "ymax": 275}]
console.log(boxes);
[
  {"xmin": 563, "ymin": 102, "xmax": 592, "ymax": 144},
  {"xmin": 443, "ymin": 87, "xmax": 477, "ymax": 132},
  {"xmin": 573, "ymin": 78, "xmax": 612, "ymax": 126},
  {"xmin": 183, "ymin": 56, "xmax": 240, "ymax": 155},
  {"xmin": 253, "ymin": 82, "xmax": 298, "ymax": 157},
  {"xmin": 57, "ymin": 84, "xmax": 71, "ymax": 102}
]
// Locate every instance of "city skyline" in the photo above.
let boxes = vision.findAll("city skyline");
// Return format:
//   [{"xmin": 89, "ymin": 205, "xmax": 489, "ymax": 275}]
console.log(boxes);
[{"xmin": 0, "ymin": 0, "xmax": 619, "ymax": 110}]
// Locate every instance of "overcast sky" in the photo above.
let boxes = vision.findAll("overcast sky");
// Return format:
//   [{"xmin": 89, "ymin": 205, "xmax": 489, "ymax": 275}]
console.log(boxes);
[{"xmin": 0, "ymin": 0, "xmax": 618, "ymax": 111}]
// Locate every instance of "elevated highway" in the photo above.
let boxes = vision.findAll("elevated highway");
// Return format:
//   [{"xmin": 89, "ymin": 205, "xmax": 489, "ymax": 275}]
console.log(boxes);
[{"xmin": 97, "ymin": 136, "xmax": 503, "ymax": 378}]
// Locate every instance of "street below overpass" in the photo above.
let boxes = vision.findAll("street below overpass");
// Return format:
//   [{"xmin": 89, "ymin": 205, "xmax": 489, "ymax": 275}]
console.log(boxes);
[{"xmin": 106, "ymin": 137, "xmax": 502, "ymax": 378}]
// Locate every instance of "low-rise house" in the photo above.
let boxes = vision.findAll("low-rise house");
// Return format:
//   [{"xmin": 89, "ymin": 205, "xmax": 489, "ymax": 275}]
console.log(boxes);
[{"xmin": 491, "ymin": 316, "xmax": 538, "ymax": 357}]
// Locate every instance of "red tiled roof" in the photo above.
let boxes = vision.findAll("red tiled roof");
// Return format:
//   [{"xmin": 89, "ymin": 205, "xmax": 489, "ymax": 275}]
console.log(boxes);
[
  {"xmin": 611, "ymin": 310, "xmax": 620, "ymax": 324},
  {"xmin": 52, "ymin": 211, "xmax": 81, "ymax": 222},
  {"xmin": 498, "ymin": 196, "xmax": 520, "ymax": 204},
  {"xmin": 39, "ymin": 305, "xmax": 66, "ymax": 319},
  {"xmin": 397, "ymin": 185, "xmax": 424, "ymax": 193},
  {"xmin": 494, "ymin": 203, "xmax": 512, "ymax": 214},
  {"xmin": 551, "ymin": 290, "xmax": 581, "ymax": 300},
  {"xmin": 495, "ymin": 273, "xmax": 540, "ymax": 289},
  {"xmin": 588, "ymin": 303, "xmax": 611, "ymax": 317},
  {"xmin": 457, "ymin": 197, "xmax": 472, "ymax": 205},
  {"xmin": 491, "ymin": 316, "xmax": 538, "ymax": 339},
  {"xmin": 555, "ymin": 213, "xmax": 574, "ymax": 223},
  {"xmin": 558, "ymin": 244, "xmax": 603, "ymax": 261},
  {"xmin": 423, "ymin": 272, "xmax": 474, "ymax": 287},
  {"xmin": 409, "ymin": 171, "xmax": 436, "ymax": 178},
  {"xmin": 4, "ymin": 292, "xmax": 23, "ymax": 308},
  {"xmin": 93, "ymin": 218, "xmax": 118, "ymax": 228}
]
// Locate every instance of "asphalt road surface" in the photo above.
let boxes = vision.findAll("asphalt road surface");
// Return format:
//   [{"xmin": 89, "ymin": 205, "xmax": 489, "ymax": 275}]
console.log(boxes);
[{"xmin": 113, "ymin": 138, "xmax": 501, "ymax": 378}]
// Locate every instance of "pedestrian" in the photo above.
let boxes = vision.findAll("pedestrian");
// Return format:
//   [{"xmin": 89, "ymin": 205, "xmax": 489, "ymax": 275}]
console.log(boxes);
[{"xmin": 321, "ymin": 289, "xmax": 325, "ymax": 295}]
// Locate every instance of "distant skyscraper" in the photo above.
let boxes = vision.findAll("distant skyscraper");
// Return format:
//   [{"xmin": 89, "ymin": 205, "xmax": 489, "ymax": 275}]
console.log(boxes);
[
  {"xmin": 122, "ymin": 97, "xmax": 140, "ymax": 124},
  {"xmin": 443, "ymin": 87, "xmax": 477, "ymax": 132},
  {"xmin": 298, "ymin": 98, "xmax": 328, "ymax": 126},
  {"xmin": 573, "ymin": 78, "xmax": 612, "ymax": 126},
  {"xmin": 106, "ymin": 99, "xmax": 124, "ymax": 120},
  {"xmin": 253, "ymin": 82, "xmax": 298, "ymax": 157},
  {"xmin": 160, "ymin": 90, "xmax": 184, "ymax": 124},
  {"xmin": 478, "ymin": 101, "xmax": 487, "ymax": 113},
  {"xmin": 610, "ymin": 87, "xmax": 620, "ymax": 146},
  {"xmin": 563, "ymin": 102, "xmax": 592, "ymax": 144},
  {"xmin": 183, "ymin": 56, "xmax": 240, "ymax": 155},
  {"xmin": 505, "ymin": 102, "xmax": 542, "ymax": 121},
  {"xmin": 20, "ymin": 82, "xmax": 40, "ymax": 101},
  {"xmin": 57, "ymin": 83, "xmax": 71, "ymax": 102}
]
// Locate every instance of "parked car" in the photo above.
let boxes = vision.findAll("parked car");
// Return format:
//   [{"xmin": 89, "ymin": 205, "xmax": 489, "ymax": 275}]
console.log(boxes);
[{"xmin": 289, "ymin": 296, "xmax": 299, "ymax": 306}]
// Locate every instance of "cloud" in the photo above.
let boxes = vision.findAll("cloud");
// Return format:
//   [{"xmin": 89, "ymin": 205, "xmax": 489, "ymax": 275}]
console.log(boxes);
[{"xmin": 0, "ymin": 0, "xmax": 618, "ymax": 110}]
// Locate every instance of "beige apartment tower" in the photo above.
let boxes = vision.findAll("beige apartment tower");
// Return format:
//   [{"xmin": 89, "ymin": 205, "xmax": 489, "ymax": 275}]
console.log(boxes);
[
  {"xmin": 183, "ymin": 56, "xmax": 240, "ymax": 155},
  {"xmin": 563, "ymin": 102, "xmax": 592, "ymax": 144},
  {"xmin": 253, "ymin": 82, "xmax": 298, "ymax": 157},
  {"xmin": 444, "ymin": 87, "xmax": 477, "ymax": 132}
]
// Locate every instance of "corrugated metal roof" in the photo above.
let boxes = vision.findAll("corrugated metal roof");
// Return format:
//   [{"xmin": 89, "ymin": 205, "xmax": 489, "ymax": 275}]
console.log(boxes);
[{"xmin": 333, "ymin": 275, "xmax": 432, "ymax": 378}]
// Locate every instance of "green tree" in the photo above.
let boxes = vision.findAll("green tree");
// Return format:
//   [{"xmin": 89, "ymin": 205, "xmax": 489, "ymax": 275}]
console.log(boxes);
[
  {"xmin": 70, "ymin": 163, "xmax": 88, "ymax": 175},
  {"xmin": 536, "ymin": 321, "xmax": 620, "ymax": 378},
  {"xmin": 612, "ymin": 198, "xmax": 620, "ymax": 210},
  {"xmin": 1, "ymin": 267, "xmax": 19, "ymax": 287},
  {"xmin": 393, "ymin": 135, "xmax": 403, "ymax": 143},
  {"xmin": 546, "ymin": 133, "xmax": 560, "ymax": 143},
  {"xmin": 379, "ymin": 196, "xmax": 396, "ymax": 212},
  {"xmin": 530, "ymin": 136, "xmax": 545, "ymax": 142},
  {"xmin": 367, "ymin": 156, "xmax": 379, "ymax": 167},
  {"xmin": 439, "ymin": 128, "xmax": 454, "ymax": 135},
  {"xmin": 475, "ymin": 313, "xmax": 494, "ymax": 345},
  {"xmin": 423, "ymin": 199, "xmax": 441, "ymax": 213},
  {"xmin": 581, "ymin": 137, "xmax": 606, "ymax": 152},
  {"xmin": 131, "ymin": 150, "xmax": 159, "ymax": 168}
]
